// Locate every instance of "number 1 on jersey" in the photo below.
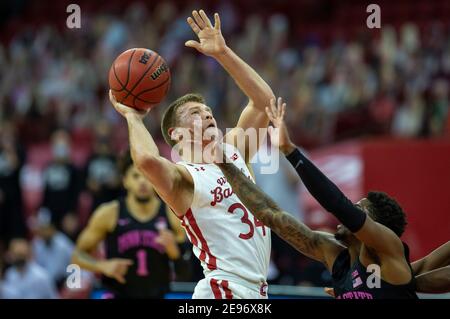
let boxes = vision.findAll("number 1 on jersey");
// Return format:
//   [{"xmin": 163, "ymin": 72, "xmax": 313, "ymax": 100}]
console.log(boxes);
[{"xmin": 136, "ymin": 249, "xmax": 149, "ymax": 276}]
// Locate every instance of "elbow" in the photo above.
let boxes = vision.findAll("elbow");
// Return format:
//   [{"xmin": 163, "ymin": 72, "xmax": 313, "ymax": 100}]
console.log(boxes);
[
  {"xmin": 250, "ymin": 91, "xmax": 275, "ymax": 107},
  {"xmin": 267, "ymin": 92, "xmax": 276, "ymax": 101},
  {"xmin": 262, "ymin": 89, "xmax": 275, "ymax": 101},
  {"xmin": 260, "ymin": 92, "xmax": 276, "ymax": 106}
]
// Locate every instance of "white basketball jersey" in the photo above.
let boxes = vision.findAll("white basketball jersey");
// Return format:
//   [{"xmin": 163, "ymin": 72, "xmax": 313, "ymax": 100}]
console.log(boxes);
[{"xmin": 177, "ymin": 144, "xmax": 271, "ymax": 286}]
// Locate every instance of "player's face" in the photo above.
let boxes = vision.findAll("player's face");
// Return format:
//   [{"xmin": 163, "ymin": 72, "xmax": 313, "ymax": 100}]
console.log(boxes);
[
  {"xmin": 123, "ymin": 165, "xmax": 155, "ymax": 202},
  {"xmin": 176, "ymin": 102, "xmax": 218, "ymax": 145}
]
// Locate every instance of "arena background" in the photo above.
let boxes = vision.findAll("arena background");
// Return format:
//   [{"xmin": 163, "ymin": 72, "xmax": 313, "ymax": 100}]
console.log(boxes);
[{"xmin": 0, "ymin": 0, "xmax": 449, "ymax": 299}]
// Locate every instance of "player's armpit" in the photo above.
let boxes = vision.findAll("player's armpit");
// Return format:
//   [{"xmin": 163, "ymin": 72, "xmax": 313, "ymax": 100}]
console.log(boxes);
[
  {"xmin": 137, "ymin": 156, "xmax": 193, "ymax": 217},
  {"xmin": 225, "ymin": 102, "xmax": 269, "ymax": 162}
]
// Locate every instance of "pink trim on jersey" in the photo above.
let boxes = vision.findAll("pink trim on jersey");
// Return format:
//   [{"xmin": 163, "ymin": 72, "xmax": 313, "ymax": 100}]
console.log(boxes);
[{"xmin": 183, "ymin": 208, "xmax": 217, "ymax": 270}]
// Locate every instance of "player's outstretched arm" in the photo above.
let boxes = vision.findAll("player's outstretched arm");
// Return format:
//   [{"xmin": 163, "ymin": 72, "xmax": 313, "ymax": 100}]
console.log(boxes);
[
  {"xmin": 412, "ymin": 241, "xmax": 450, "ymax": 275},
  {"xmin": 266, "ymin": 98, "xmax": 405, "ymax": 258},
  {"xmin": 216, "ymin": 159, "xmax": 343, "ymax": 271},
  {"xmin": 185, "ymin": 10, "xmax": 275, "ymax": 161},
  {"xmin": 415, "ymin": 266, "xmax": 450, "ymax": 293},
  {"xmin": 109, "ymin": 91, "xmax": 192, "ymax": 216},
  {"xmin": 72, "ymin": 202, "xmax": 133, "ymax": 284}
]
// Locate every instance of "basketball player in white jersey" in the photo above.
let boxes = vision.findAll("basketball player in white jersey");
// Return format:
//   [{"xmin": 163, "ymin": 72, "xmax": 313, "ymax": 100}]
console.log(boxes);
[{"xmin": 109, "ymin": 10, "xmax": 275, "ymax": 299}]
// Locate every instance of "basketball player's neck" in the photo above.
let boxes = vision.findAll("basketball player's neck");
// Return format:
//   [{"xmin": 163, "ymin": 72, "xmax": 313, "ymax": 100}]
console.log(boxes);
[
  {"xmin": 126, "ymin": 193, "xmax": 160, "ymax": 219},
  {"xmin": 178, "ymin": 140, "xmax": 213, "ymax": 164}
]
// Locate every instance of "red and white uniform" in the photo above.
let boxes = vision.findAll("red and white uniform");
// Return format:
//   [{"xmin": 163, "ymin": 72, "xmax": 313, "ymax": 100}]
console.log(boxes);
[{"xmin": 177, "ymin": 144, "xmax": 271, "ymax": 299}]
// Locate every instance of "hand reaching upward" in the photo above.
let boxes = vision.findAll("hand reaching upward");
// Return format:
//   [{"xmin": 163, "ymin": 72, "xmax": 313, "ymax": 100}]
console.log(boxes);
[
  {"xmin": 185, "ymin": 10, "xmax": 227, "ymax": 57},
  {"xmin": 265, "ymin": 97, "xmax": 295, "ymax": 155}
]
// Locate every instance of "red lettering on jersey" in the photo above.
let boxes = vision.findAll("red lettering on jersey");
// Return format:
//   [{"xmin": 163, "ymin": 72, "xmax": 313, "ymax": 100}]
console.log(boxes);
[
  {"xmin": 210, "ymin": 186, "xmax": 234, "ymax": 206},
  {"xmin": 217, "ymin": 177, "xmax": 226, "ymax": 186},
  {"xmin": 223, "ymin": 188, "xmax": 233, "ymax": 198}
]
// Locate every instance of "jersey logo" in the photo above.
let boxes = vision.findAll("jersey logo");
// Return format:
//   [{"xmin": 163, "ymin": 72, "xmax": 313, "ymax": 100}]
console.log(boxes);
[
  {"xmin": 352, "ymin": 270, "xmax": 363, "ymax": 288},
  {"xmin": 231, "ymin": 153, "xmax": 238, "ymax": 161},
  {"xmin": 260, "ymin": 283, "xmax": 268, "ymax": 297},
  {"xmin": 217, "ymin": 177, "xmax": 227, "ymax": 186},
  {"xmin": 195, "ymin": 166, "xmax": 206, "ymax": 172},
  {"xmin": 155, "ymin": 217, "xmax": 168, "ymax": 230},
  {"xmin": 118, "ymin": 218, "xmax": 130, "ymax": 226}
]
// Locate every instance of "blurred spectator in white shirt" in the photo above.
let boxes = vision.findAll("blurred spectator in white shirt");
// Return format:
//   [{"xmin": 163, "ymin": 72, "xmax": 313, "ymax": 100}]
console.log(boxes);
[
  {"xmin": 31, "ymin": 207, "xmax": 74, "ymax": 288},
  {"xmin": 0, "ymin": 238, "xmax": 58, "ymax": 299}
]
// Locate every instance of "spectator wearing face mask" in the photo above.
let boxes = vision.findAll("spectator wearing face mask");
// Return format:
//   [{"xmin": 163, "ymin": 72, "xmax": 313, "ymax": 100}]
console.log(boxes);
[
  {"xmin": 41, "ymin": 130, "xmax": 81, "ymax": 235},
  {"xmin": 84, "ymin": 120, "xmax": 121, "ymax": 211},
  {"xmin": 31, "ymin": 207, "xmax": 75, "ymax": 288},
  {"xmin": 0, "ymin": 238, "xmax": 58, "ymax": 299}
]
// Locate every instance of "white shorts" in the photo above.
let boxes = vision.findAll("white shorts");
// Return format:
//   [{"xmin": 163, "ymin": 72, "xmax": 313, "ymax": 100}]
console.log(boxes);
[{"xmin": 192, "ymin": 277, "xmax": 268, "ymax": 299}]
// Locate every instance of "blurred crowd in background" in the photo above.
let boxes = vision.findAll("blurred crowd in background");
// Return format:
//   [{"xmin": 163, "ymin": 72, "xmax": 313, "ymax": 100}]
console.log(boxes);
[{"xmin": 0, "ymin": 0, "xmax": 449, "ymax": 298}]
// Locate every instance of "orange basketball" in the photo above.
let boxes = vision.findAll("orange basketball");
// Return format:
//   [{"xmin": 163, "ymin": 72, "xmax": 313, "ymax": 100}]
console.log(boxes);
[{"xmin": 108, "ymin": 48, "xmax": 171, "ymax": 110}]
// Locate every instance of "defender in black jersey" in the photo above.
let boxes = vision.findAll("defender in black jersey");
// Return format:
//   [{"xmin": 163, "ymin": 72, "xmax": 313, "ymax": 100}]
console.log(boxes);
[
  {"xmin": 72, "ymin": 152, "xmax": 185, "ymax": 298},
  {"xmin": 214, "ymin": 97, "xmax": 442, "ymax": 299},
  {"xmin": 325, "ymin": 240, "xmax": 450, "ymax": 297}
]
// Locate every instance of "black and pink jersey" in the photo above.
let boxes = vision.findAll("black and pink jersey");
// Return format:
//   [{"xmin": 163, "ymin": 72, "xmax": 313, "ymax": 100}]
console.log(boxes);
[
  {"xmin": 332, "ymin": 243, "xmax": 418, "ymax": 299},
  {"xmin": 102, "ymin": 197, "xmax": 172, "ymax": 298}
]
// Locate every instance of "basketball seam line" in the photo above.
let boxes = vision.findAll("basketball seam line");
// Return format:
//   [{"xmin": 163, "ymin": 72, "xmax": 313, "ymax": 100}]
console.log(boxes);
[
  {"xmin": 134, "ymin": 73, "xmax": 170, "ymax": 96},
  {"xmin": 113, "ymin": 49, "xmax": 136, "ymax": 89},
  {"xmin": 133, "ymin": 75, "xmax": 171, "ymax": 105},
  {"xmin": 113, "ymin": 62, "xmax": 125, "ymax": 89},
  {"xmin": 119, "ymin": 53, "xmax": 160, "ymax": 105},
  {"xmin": 124, "ymin": 49, "xmax": 137, "ymax": 88}
]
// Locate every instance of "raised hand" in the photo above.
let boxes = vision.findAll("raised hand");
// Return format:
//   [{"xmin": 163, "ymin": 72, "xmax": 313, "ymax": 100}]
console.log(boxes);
[
  {"xmin": 185, "ymin": 10, "xmax": 227, "ymax": 57},
  {"xmin": 265, "ymin": 97, "xmax": 295, "ymax": 155}
]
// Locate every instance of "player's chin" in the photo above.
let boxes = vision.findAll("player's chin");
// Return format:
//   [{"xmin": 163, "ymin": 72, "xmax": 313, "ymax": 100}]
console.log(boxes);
[{"xmin": 203, "ymin": 126, "xmax": 220, "ymax": 140}]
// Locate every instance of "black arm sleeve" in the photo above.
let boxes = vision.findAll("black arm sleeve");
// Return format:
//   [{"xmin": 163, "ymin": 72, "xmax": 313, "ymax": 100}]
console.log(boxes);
[{"xmin": 285, "ymin": 148, "xmax": 366, "ymax": 233}]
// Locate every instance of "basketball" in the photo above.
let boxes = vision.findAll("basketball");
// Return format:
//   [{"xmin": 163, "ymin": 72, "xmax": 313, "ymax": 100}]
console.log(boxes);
[{"xmin": 109, "ymin": 48, "xmax": 171, "ymax": 110}]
